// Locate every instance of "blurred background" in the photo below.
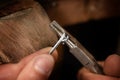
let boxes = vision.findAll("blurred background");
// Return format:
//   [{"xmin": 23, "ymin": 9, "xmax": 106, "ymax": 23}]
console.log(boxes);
[{"xmin": 0, "ymin": 0, "xmax": 120, "ymax": 80}]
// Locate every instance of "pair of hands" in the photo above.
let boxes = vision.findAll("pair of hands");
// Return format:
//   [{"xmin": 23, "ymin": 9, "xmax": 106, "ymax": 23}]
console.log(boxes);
[{"xmin": 0, "ymin": 47, "xmax": 119, "ymax": 80}]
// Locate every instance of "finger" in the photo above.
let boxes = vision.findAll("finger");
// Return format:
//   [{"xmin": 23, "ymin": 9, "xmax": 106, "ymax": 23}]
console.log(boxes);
[
  {"xmin": 17, "ymin": 54, "xmax": 55, "ymax": 80},
  {"xmin": 104, "ymin": 54, "xmax": 120, "ymax": 77},
  {"xmin": 0, "ymin": 64, "xmax": 22, "ymax": 80},
  {"xmin": 0, "ymin": 47, "xmax": 58, "ymax": 80},
  {"xmin": 77, "ymin": 68, "xmax": 119, "ymax": 80},
  {"xmin": 98, "ymin": 61, "xmax": 104, "ymax": 67},
  {"xmin": 19, "ymin": 47, "xmax": 58, "ymax": 67}
]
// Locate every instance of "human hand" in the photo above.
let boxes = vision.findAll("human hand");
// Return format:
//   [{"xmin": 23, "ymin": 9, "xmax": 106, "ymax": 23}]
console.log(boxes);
[
  {"xmin": 77, "ymin": 54, "xmax": 120, "ymax": 80},
  {"xmin": 0, "ymin": 47, "xmax": 58, "ymax": 80}
]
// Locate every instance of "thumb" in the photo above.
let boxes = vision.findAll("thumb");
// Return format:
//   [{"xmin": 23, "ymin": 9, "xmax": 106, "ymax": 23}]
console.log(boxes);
[
  {"xmin": 17, "ymin": 54, "xmax": 55, "ymax": 80},
  {"xmin": 104, "ymin": 54, "xmax": 120, "ymax": 77}
]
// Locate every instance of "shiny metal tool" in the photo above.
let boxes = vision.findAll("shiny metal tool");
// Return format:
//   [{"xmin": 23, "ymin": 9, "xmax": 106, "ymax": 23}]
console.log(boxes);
[{"xmin": 49, "ymin": 20, "xmax": 103, "ymax": 74}]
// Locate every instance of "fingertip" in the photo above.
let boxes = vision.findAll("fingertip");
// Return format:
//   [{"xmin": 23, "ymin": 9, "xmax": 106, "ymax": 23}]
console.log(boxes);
[
  {"xmin": 19, "ymin": 47, "xmax": 58, "ymax": 66},
  {"xmin": 104, "ymin": 54, "xmax": 120, "ymax": 77},
  {"xmin": 77, "ymin": 68, "xmax": 92, "ymax": 80},
  {"xmin": 51, "ymin": 49, "xmax": 58, "ymax": 61},
  {"xmin": 36, "ymin": 47, "xmax": 58, "ymax": 61},
  {"xmin": 17, "ymin": 54, "xmax": 55, "ymax": 80},
  {"xmin": 35, "ymin": 47, "xmax": 53, "ymax": 54},
  {"xmin": 34, "ymin": 54, "xmax": 55, "ymax": 76}
]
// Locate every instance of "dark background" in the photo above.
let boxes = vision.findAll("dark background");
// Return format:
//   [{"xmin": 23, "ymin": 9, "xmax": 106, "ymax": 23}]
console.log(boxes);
[{"xmin": 61, "ymin": 17, "xmax": 120, "ymax": 80}]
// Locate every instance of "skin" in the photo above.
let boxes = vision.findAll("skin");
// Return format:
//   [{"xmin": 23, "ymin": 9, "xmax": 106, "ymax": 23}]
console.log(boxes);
[
  {"xmin": 0, "ymin": 47, "xmax": 58, "ymax": 80},
  {"xmin": 0, "ymin": 47, "xmax": 119, "ymax": 80},
  {"xmin": 77, "ymin": 54, "xmax": 120, "ymax": 80}
]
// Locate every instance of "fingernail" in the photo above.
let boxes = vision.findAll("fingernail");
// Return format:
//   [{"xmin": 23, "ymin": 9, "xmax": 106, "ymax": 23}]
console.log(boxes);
[{"xmin": 34, "ymin": 54, "xmax": 54, "ymax": 76}]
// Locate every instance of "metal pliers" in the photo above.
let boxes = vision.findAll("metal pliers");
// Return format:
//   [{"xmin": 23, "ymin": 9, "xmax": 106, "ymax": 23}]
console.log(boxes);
[{"xmin": 49, "ymin": 21, "xmax": 103, "ymax": 74}]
